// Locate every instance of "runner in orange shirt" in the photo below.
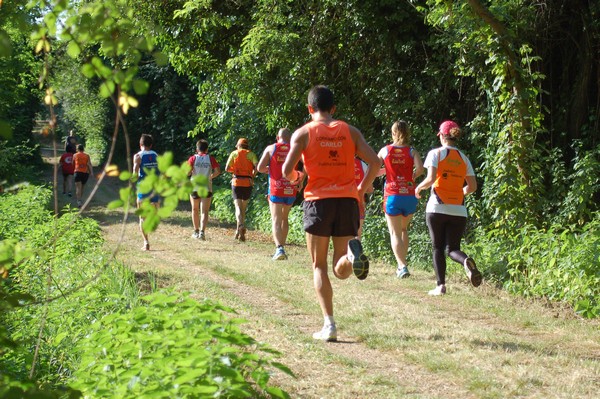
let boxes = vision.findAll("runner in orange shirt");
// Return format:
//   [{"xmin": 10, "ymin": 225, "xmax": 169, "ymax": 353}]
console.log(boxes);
[
  {"xmin": 72, "ymin": 144, "xmax": 94, "ymax": 207},
  {"xmin": 415, "ymin": 120, "xmax": 482, "ymax": 295},
  {"xmin": 282, "ymin": 85, "xmax": 380, "ymax": 341},
  {"xmin": 225, "ymin": 138, "xmax": 258, "ymax": 242}
]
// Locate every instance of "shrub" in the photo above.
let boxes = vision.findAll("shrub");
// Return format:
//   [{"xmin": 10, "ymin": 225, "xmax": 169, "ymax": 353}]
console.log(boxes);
[
  {"xmin": 466, "ymin": 216, "xmax": 600, "ymax": 318},
  {"xmin": 71, "ymin": 291, "xmax": 292, "ymax": 399}
]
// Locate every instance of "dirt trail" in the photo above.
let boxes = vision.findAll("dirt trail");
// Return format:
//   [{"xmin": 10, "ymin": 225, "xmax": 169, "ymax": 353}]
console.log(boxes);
[{"xmin": 42, "ymin": 154, "xmax": 600, "ymax": 399}]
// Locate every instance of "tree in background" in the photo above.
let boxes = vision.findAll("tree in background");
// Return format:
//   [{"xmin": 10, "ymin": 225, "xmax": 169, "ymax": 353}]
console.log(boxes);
[{"xmin": 0, "ymin": 0, "xmax": 44, "ymax": 184}]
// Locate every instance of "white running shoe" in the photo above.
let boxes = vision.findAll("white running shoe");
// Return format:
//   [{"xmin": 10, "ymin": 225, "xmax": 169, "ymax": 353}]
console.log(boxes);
[
  {"xmin": 199, "ymin": 231, "xmax": 206, "ymax": 241},
  {"xmin": 191, "ymin": 231, "xmax": 200, "ymax": 239},
  {"xmin": 312, "ymin": 325, "xmax": 337, "ymax": 342},
  {"xmin": 428, "ymin": 285, "xmax": 446, "ymax": 296}
]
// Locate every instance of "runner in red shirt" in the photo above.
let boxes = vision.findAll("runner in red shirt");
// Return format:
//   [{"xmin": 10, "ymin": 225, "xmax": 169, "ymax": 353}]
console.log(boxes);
[
  {"xmin": 377, "ymin": 120, "xmax": 424, "ymax": 279},
  {"xmin": 59, "ymin": 144, "xmax": 76, "ymax": 197},
  {"xmin": 257, "ymin": 128, "xmax": 303, "ymax": 260}
]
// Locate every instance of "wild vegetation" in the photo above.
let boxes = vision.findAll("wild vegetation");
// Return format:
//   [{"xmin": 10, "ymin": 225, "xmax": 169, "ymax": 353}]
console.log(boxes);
[{"xmin": 0, "ymin": 0, "xmax": 598, "ymax": 397}]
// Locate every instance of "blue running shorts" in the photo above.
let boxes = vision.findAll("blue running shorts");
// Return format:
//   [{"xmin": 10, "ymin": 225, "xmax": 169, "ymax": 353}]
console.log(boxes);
[
  {"xmin": 269, "ymin": 195, "xmax": 295, "ymax": 205},
  {"xmin": 384, "ymin": 195, "xmax": 418, "ymax": 217}
]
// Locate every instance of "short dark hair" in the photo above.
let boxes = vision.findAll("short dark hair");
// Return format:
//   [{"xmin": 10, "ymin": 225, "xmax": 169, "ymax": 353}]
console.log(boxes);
[
  {"xmin": 197, "ymin": 139, "xmax": 209, "ymax": 152},
  {"xmin": 66, "ymin": 144, "xmax": 76, "ymax": 153},
  {"xmin": 77, "ymin": 144, "xmax": 84, "ymax": 152},
  {"xmin": 140, "ymin": 134, "xmax": 153, "ymax": 148},
  {"xmin": 308, "ymin": 85, "xmax": 335, "ymax": 112}
]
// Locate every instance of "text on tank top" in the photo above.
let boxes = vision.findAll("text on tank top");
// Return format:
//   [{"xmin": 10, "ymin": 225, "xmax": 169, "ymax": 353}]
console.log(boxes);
[
  {"xmin": 432, "ymin": 148, "xmax": 467, "ymax": 205},
  {"xmin": 269, "ymin": 142, "xmax": 297, "ymax": 197},
  {"xmin": 138, "ymin": 150, "xmax": 159, "ymax": 180},
  {"xmin": 383, "ymin": 145, "xmax": 415, "ymax": 196},
  {"xmin": 191, "ymin": 153, "xmax": 215, "ymax": 191},
  {"xmin": 73, "ymin": 152, "xmax": 89, "ymax": 173},
  {"xmin": 191, "ymin": 153, "xmax": 212, "ymax": 178},
  {"xmin": 354, "ymin": 158, "xmax": 365, "ymax": 186},
  {"xmin": 301, "ymin": 120, "xmax": 358, "ymax": 201}
]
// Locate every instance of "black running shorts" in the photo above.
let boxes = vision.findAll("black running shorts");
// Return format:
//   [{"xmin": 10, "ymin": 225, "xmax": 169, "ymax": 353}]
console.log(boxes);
[
  {"xmin": 74, "ymin": 172, "xmax": 89, "ymax": 185},
  {"xmin": 191, "ymin": 191, "xmax": 213, "ymax": 200},
  {"xmin": 232, "ymin": 186, "xmax": 252, "ymax": 200},
  {"xmin": 303, "ymin": 197, "xmax": 359, "ymax": 237}
]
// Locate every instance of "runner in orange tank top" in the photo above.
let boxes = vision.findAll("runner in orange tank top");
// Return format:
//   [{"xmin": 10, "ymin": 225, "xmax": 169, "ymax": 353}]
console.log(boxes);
[
  {"xmin": 282, "ymin": 85, "xmax": 380, "ymax": 342},
  {"xmin": 415, "ymin": 120, "xmax": 482, "ymax": 296},
  {"xmin": 225, "ymin": 138, "xmax": 258, "ymax": 241},
  {"xmin": 72, "ymin": 144, "xmax": 94, "ymax": 208}
]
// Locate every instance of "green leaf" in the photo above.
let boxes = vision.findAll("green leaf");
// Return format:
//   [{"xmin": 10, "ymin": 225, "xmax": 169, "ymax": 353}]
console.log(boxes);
[
  {"xmin": 81, "ymin": 63, "xmax": 96, "ymax": 78},
  {"xmin": 157, "ymin": 152, "xmax": 174, "ymax": 173},
  {"xmin": 119, "ymin": 171, "xmax": 132, "ymax": 181},
  {"xmin": 99, "ymin": 80, "xmax": 116, "ymax": 98},
  {"xmin": 133, "ymin": 79, "xmax": 150, "ymax": 95},
  {"xmin": 107, "ymin": 200, "xmax": 124, "ymax": 210},
  {"xmin": 67, "ymin": 41, "xmax": 81, "ymax": 58},
  {"xmin": 153, "ymin": 51, "xmax": 169, "ymax": 66},
  {"xmin": 265, "ymin": 386, "xmax": 291, "ymax": 399}
]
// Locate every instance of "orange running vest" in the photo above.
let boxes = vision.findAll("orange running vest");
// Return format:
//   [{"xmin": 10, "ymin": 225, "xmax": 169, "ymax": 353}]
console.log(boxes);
[
  {"xmin": 230, "ymin": 149, "xmax": 255, "ymax": 187},
  {"xmin": 302, "ymin": 121, "xmax": 358, "ymax": 201},
  {"xmin": 432, "ymin": 148, "xmax": 467, "ymax": 205}
]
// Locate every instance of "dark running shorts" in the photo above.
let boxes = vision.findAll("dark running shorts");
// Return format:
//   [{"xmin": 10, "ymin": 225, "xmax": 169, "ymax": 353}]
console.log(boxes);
[
  {"xmin": 74, "ymin": 172, "xmax": 89, "ymax": 185},
  {"xmin": 303, "ymin": 197, "xmax": 359, "ymax": 237},
  {"xmin": 232, "ymin": 186, "xmax": 252, "ymax": 200},
  {"xmin": 191, "ymin": 191, "xmax": 213, "ymax": 200}
]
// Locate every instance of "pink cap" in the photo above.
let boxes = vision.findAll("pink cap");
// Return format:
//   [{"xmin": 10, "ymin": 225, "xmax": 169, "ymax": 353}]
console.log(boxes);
[{"xmin": 439, "ymin": 120, "xmax": 459, "ymax": 136}]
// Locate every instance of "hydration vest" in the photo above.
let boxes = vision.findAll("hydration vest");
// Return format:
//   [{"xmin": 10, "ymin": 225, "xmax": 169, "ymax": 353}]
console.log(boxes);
[{"xmin": 432, "ymin": 148, "xmax": 467, "ymax": 205}]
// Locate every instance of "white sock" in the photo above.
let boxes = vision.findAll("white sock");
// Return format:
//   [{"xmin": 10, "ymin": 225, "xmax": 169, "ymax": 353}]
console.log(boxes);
[{"xmin": 324, "ymin": 316, "xmax": 335, "ymax": 328}]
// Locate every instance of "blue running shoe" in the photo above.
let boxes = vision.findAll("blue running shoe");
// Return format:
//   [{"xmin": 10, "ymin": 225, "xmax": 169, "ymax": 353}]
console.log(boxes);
[
  {"xmin": 348, "ymin": 239, "xmax": 369, "ymax": 280},
  {"xmin": 396, "ymin": 266, "xmax": 410, "ymax": 279},
  {"xmin": 272, "ymin": 246, "xmax": 287, "ymax": 260}
]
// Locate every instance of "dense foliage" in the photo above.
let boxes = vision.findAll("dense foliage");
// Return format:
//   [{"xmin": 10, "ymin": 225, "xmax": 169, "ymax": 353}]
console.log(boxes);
[
  {"xmin": 0, "ymin": 186, "xmax": 291, "ymax": 397},
  {"xmin": 0, "ymin": 1, "xmax": 598, "ymax": 396}
]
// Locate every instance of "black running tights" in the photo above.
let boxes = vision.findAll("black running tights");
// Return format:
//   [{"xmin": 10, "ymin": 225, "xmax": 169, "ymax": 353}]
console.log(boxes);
[{"xmin": 425, "ymin": 212, "xmax": 468, "ymax": 286}]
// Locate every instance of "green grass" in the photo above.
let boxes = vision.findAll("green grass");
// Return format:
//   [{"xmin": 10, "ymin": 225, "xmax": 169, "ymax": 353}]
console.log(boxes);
[{"xmin": 89, "ymin": 192, "xmax": 600, "ymax": 399}]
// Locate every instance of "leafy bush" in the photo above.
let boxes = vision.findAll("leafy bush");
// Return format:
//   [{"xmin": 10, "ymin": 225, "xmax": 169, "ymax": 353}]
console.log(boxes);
[
  {"xmin": 466, "ymin": 216, "xmax": 600, "ymax": 318},
  {"xmin": 1, "ymin": 182, "xmax": 293, "ymax": 397},
  {"xmin": 72, "ymin": 291, "xmax": 292, "ymax": 399}
]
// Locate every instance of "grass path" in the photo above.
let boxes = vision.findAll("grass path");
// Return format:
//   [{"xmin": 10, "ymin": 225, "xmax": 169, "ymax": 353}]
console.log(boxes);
[{"xmin": 48, "ymin": 163, "xmax": 599, "ymax": 399}]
